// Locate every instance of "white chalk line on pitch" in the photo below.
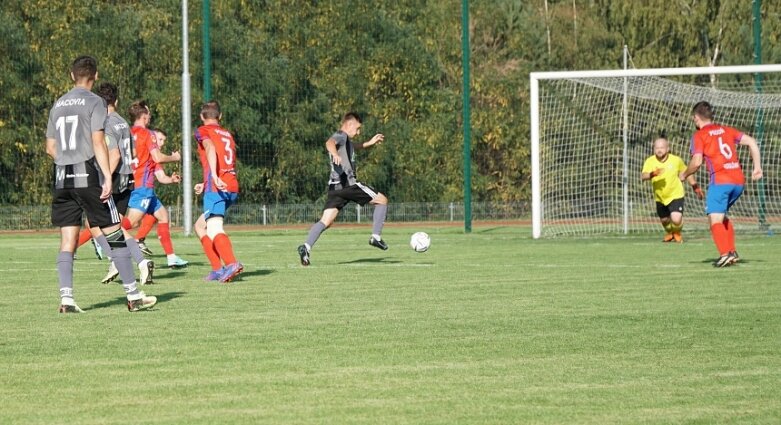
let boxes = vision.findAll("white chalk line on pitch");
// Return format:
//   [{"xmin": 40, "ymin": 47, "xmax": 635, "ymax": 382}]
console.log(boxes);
[{"xmin": 523, "ymin": 263, "xmax": 681, "ymax": 269}]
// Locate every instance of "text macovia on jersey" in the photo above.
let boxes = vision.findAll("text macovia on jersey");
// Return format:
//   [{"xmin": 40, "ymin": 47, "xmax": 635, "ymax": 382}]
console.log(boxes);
[{"xmin": 55, "ymin": 98, "xmax": 86, "ymax": 108}]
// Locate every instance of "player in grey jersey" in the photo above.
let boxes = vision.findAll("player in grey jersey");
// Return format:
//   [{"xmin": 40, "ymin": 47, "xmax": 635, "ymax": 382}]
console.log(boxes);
[
  {"xmin": 84, "ymin": 82, "xmax": 155, "ymax": 284},
  {"xmin": 297, "ymin": 112, "xmax": 388, "ymax": 266},
  {"xmin": 45, "ymin": 55, "xmax": 156, "ymax": 313}
]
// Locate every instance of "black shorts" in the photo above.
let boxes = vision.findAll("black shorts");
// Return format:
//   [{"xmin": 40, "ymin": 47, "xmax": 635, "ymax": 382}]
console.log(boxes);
[
  {"xmin": 324, "ymin": 182, "xmax": 381, "ymax": 210},
  {"xmin": 51, "ymin": 187, "xmax": 122, "ymax": 228},
  {"xmin": 656, "ymin": 197, "xmax": 685, "ymax": 218},
  {"xmin": 113, "ymin": 188, "xmax": 131, "ymax": 216}
]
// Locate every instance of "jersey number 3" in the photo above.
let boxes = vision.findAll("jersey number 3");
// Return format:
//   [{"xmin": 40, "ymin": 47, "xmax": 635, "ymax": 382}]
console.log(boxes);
[{"xmin": 221, "ymin": 137, "xmax": 234, "ymax": 165}]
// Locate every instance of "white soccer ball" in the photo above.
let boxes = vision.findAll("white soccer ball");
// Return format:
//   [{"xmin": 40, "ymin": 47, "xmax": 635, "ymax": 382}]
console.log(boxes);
[{"xmin": 409, "ymin": 232, "xmax": 431, "ymax": 252}]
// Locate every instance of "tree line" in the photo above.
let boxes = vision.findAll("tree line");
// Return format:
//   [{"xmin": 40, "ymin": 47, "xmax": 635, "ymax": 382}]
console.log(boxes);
[{"xmin": 1, "ymin": 0, "xmax": 779, "ymax": 206}]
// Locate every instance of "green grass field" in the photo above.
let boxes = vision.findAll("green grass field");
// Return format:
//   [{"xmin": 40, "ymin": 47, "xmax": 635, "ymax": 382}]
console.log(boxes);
[{"xmin": 1, "ymin": 226, "xmax": 779, "ymax": 424}]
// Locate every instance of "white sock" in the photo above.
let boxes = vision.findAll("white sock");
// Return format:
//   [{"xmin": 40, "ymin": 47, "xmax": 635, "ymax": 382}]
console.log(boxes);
[
  {"xmin": 304, "ymin": 243, "xmax": 311, "ymax": 251},
  {"xmin": 372, "ymin": 234, "xmax": 382, "ymax": 241},
  {"xmin": 61, "ymin": 297, "xmax": 75, "ymax": 306},
  {"xmin": 167, "ymin": 254, "xmax": 177, "ymax": 262}
]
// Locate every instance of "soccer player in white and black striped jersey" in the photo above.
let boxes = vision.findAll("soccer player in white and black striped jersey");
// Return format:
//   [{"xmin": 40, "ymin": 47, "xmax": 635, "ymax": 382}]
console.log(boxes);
[
  {"xmin": 298, "ymin": 112, "xmax": 388, "ymax": 266},
  {"xmin": 45, "ymin": 56, "xmax": 156, "ymax": 313}
]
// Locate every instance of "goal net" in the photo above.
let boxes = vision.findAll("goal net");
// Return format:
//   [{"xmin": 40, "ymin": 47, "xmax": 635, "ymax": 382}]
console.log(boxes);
[{"xmin": 530, "ymin": 65, "xmax": 781, "ymax": 238}]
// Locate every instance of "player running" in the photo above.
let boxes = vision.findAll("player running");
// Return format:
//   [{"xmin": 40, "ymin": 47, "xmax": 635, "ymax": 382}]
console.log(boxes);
[
  {"xmin": 123, "ymin": 100, "xmax": 189, "ymax": 269},
  {"xmin": 679, "ymin": 101, "xmax": 763, "ymax": 267},
  {"xmin": 641, "ymin": 137, "xmax": 703, "ymax": 243},
  {"xmin": 193, "ymin": 100, "xmax": 243, "ymax": 282}
]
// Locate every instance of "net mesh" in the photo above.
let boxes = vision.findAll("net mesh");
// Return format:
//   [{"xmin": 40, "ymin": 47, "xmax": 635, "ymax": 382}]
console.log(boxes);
[{"xmin": 538, "ymin": 74, "xmax": 781, "ymax": 237}]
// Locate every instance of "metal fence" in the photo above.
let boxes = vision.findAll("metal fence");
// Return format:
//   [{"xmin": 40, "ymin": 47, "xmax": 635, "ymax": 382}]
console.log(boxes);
[{"xmin": 0, "ymin": 202, "xmax": 530, "ymax": 231}]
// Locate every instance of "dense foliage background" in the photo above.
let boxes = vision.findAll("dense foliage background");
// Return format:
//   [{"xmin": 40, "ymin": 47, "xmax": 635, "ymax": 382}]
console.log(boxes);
[{"xmin": 1, "ymin": 0, "xmax": 780, "ymax": 205}]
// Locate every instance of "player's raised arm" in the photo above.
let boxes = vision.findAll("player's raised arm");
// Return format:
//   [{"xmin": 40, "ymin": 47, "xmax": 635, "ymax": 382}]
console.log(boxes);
[
  {"xmin": 150, "ymin": 147, "xmax": 181, "ymax": 164},
  {"xmin": 354, "ymin": 133, "xmax": 384, "ymax": 150}
]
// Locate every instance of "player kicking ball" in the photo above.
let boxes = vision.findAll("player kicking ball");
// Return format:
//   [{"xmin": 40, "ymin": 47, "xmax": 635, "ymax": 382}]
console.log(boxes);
[{"xmin": 298, "ymin": 112, "xmax": 388, "ymax": 266}]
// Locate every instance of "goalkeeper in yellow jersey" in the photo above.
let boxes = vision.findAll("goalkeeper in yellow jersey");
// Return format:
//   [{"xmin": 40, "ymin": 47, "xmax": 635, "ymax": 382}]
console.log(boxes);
[{"xmin": 642, "ymin": 137, "xmax": 704, "ymax": 242}]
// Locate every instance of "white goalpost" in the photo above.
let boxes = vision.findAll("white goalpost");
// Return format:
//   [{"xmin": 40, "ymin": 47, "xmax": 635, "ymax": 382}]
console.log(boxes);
[{"xmin": 530, "ymin": 64, "xmax": 781, "ymax": 239}]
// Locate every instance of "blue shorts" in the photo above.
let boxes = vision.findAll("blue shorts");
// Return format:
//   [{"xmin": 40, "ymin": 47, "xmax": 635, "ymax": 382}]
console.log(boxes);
[
  {"xmin": 705, "ymin": 184, "xmax": 743, "ymax": 215},
  {"xmin": 203, "ymin": 191, "xmax": 238, "ymax": 220},
  {"xmin": 128, "ymin": 188, "xmax": 164, "ymax": 215}
]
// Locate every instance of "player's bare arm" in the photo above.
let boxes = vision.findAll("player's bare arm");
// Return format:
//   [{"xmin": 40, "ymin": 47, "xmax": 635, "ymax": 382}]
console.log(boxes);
[
  {"xmin": 326, "ymin": 138, "xmax": 341, "ymax": 165},
  {"xmin": 354, "ymin": 133, "xmax": 384, "ymax": 150},
  {"xmin": 203, "ymin": 138, "xmax": 227, "ymax": 190},
  {"xmin": 150, "ymin": 148, "xmax": 181, "ymax": 164},
  {"xmin": 739, "ymin": 134, "xmax": 763, "ymax": 180},
  {"xmin": 154, "ymin": 168, "xmax": 181, "ymax": 185},
  {"xmin": 107, "ymin": 138, "xmax": 121, "ymax": 174},
  {"xmin": 92, "ymin": 129, "xmax": 112, "ymax": 201},
  {"xmin": 45, "ymin": 138, "xmax": 57, "ymax": 160},
  {"xmin": 686, "ymin": 175, "xmax": 704, "ymax": 199},
  {"xmin": 679, "ymin": 154, "xmax": 703, "ymax": 181}
]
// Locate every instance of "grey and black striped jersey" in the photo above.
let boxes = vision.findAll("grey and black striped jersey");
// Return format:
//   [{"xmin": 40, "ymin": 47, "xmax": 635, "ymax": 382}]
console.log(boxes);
[
  {"xmin": 328, "ymin": 130, "xmax": 357, "ymax": 187},
  {"xmin": 46, "ymin": 87, "xmax": 107, "ymax": 166},
  {"xmin": 104, "ymin": 111, "xmax": 134, "ymax": 176}
]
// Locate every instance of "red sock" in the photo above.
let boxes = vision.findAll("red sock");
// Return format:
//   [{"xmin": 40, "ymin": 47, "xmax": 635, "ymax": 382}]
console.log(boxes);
[
  {"xmin": 136, "ymin": 214, "xmax": 157, "ymax": 240},
  {"xmin": 723, "ymin": 218, "xmax": 736, "ymax": 252},
  {"xmin": 77, "ymin": 229, "xmax": 93, "ymax": 247},
  {"xmin": 213, "ymin": 233, "xmax": 237, "ymax": 265},
  {"xmin": 156, "ymin": 222, "xmax": 174, "ymax": 255},
  {"xmin": 121, "ymin": 217, "xmax": 132, "ymax": 231},
  {"xmin": 200, "ymin": 236, "xmax": 223, "ymax": 270},
  {"xmin": 710, "ymin": 223, "xmax": 730, "ymax": 256}
]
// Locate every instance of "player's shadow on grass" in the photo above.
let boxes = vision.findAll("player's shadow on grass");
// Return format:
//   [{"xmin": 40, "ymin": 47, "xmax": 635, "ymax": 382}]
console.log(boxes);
[
  {"xmin": 338, "ymin": 258, "xmax": 402, "ymax": 264},
  {"xmin": 475, "ymin": 227, "xmax": 504, "ymax": 234},
  {"xmin": 697, "ymin": 258, "xmax": 760, "ymax": 265},
  {"xmin": 85, "ymin": 291, "xmax": 186, "ymax": 311},
  {"xmin": 239, "ymin": 269, "xmax": 276, "ymax": 278},
  {"xmin": 157, "ymin": 269, "xmax": 190, "ymax": 279}
]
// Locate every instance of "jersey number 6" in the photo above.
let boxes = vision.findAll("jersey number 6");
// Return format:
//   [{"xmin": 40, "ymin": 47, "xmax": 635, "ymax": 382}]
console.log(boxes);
[{"xmin": 718, "ymin": 136, "xmax": 733, "ymax": 159}]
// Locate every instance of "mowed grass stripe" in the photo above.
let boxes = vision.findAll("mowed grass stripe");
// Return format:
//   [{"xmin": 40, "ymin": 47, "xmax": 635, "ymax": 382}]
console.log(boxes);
[{"xmin": 0, "ymin": 227, "xmax": 778, "ymax": 424}]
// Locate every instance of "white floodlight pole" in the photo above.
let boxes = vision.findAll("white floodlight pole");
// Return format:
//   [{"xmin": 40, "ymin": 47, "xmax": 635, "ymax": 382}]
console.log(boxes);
[
  {"xmin": 529, "ymin": 63, "xmax": 781, "ymax": 239},
  {"xmin": 181, "ymin": 0, "xmax": 193, "ymax": 236}
]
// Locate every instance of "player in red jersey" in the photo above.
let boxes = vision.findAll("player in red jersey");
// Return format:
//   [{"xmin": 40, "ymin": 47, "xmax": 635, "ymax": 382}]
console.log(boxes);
[
  {"xmin": 679, "ymin": 101, "xmax": 763, "ymax": 267},
  {"xmin": 124, "ymin": 100, "xmax": 189, "ymax": 268},
  {"xmin": 193, "ymin": 100, "xmax": 243, "ymax": 282},
  {"xmin": 129, "ymin": 129, "xmax": 179, "ymax": 256}
]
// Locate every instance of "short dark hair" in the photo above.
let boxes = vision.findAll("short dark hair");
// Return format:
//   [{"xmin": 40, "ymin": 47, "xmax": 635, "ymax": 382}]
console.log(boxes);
[
  {"xmin": 154, "ymin": 128, "xmax": 167, "ymax": 137},
  {"xmin": 200, "ymin": 100, "xmax": 221, "ymax": 119},
  {"xmin": 128, "ymin": 100, "xmax": 149, "ymax": 122},
  {"xmin": 342, "ymin": 112, "xmax": 362, "ymax": 124},
  {"xmin": 71, "ymin": 55, "xmax": 98, "ymax": 81},
  {"xmin": 96, "ymin": 82, "xmax": 118, "ymax": 106},
  {"xmin": 692, "ymin": 101, "xmax": 714, "ymax": 120}
]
